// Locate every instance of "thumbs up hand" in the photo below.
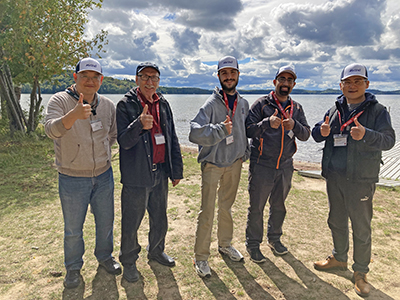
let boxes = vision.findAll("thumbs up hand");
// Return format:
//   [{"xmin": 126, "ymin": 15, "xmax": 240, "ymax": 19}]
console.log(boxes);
[
  {"xmin": 282, "ymin": 117, "xmax": 295, "ymax": 130},
  {"xmin": 350, "ymin": 117, "xmax": 365, "ymax": 140},
  {"xmin": 74, "ymin": 93, "xmax": 92, "ymax": 119},
  {"xmin": 223, "ymin": 115, "xmax": 232, "ymax": 135},
  {"xmin": 140, "ymin": 104, "xmax": 154, "ymax": 130},
  {"xmin": 269, "ymin": 109, "xmax": 281, "ymax": 129},
  {"xmin": 320, "ymin": 116, "xmax": 331, "ymax": 137}
]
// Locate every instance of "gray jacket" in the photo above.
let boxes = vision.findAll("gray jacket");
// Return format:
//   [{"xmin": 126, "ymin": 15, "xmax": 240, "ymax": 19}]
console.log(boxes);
[
  {"xmin": 45, "ymin": 90, "xmax": 117, "ymax": 177},
  {"xmin": 189, "ymin": 87, "xmax": 250, "ymax": 167}
]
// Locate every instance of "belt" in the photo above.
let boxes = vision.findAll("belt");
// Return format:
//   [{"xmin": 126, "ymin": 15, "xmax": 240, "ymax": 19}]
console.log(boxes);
[{"xmin": 152, "ymin": 163, "xmax": 165, "ymax": 171}]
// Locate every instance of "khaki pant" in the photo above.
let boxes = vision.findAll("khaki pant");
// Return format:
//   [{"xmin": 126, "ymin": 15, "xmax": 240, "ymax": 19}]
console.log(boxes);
[{"xmin": 194, "ymin": 159, "xmax": 242, "ymax": 261}]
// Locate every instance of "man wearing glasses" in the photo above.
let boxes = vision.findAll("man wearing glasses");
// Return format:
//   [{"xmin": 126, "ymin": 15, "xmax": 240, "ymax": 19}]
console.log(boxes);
[
  {"xmin": 245, "ymin": 65, "xmax": 310, "ymax": 263},
  {"xmin": 312, "ymin": 63, "xmax": 395, "ymax": 297},
  {"xmin": 116, "ymin": 62, "xmax": 183, "ymax": 283},
  {"xmin": 45, "ymin": 57, "xmax": 121, "ymax": 289}
]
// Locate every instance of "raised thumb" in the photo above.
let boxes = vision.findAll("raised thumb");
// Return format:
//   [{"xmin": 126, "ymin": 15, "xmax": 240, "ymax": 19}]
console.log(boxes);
[
  {"xmin": 142, "ymin": 104, "xmax": 149, "ymax": 115},
  {"xmin": 324, "ymin": 116, "xmax": 329, "ymax": 124}
]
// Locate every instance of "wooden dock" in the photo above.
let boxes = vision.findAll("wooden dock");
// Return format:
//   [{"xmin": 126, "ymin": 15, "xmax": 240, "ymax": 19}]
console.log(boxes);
[{"xmin": 298, "ymin": 142, "xmax": 400, "ymax": 188}]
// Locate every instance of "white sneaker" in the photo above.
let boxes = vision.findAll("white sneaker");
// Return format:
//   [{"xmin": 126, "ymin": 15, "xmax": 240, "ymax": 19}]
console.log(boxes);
[
  {"xmin": 218, "ymin": 245, "xmax": 244, "ymax": 262},
  {"xmin": 194, "ymin": 259, "xmax": 211, "ymax": 278}
]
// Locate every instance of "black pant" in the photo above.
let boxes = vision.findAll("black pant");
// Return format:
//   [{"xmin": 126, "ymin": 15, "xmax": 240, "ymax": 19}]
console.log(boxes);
[
  {"xmin": 326, "ymin": 173, "xmax": 374, "ymax": 273},
  {"xmin": 246, "ymin": 163, "xmax": 293, "ymax": 249},
  {"xmin": 119, "ymin": 166, "xmax": 169, "ymax": 265}
]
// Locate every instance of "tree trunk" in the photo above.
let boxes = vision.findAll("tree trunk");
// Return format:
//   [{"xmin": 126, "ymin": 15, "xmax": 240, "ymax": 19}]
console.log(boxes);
[{"xmin": 0, "ymin": 54, "xmax": 26, "ymax": 133}]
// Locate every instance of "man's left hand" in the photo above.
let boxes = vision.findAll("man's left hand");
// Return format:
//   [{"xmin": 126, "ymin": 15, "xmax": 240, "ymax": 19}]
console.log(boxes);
[
  {"xmin": 350, "ymin": 118, "xmax": 366, "ymax": 140},
  {"xmin": 282, "ymin": 118, "xmax": 295, "ymax": 130},
  {"xmin": 172, "ymin": 179, "xmax": 180, "ymax": 187}
]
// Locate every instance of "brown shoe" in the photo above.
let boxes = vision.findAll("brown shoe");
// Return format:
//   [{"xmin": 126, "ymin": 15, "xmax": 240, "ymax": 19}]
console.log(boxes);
[
  {"xmin": 352, "ymin": 271, "xmax": 370, "ymax": 297},
  {"xmin": 313, "ymin": 255, "xmax": 347, "ymax": 271}
]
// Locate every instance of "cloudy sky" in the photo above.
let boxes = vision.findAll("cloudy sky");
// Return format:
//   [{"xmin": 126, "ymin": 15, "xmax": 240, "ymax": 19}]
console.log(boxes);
[{"xmin": 86, "ymin": 0, "xmax": 400, "ymax": 91}]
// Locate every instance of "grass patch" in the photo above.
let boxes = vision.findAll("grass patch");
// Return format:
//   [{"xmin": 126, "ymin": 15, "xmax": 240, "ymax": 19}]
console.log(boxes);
[{"xmin": 1, "ymin": 136, "xmax": 400, "ymax": 299}]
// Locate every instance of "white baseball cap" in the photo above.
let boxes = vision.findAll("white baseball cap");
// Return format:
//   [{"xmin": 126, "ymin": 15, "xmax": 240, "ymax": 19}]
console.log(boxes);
[
  {"xmin": 340, "ymin": 63, "xmax": 368, "ymax": 80},
  {"xmin": 75, "ymin": 57, "xmax": 103, "ymax": 75},
  {"xmin": 217, "ymin": 56, "xmax": 239, "ymax": 72},
  {"xmin": 275, "ymin": 65, "xmax": 297, "ymax": 80}
]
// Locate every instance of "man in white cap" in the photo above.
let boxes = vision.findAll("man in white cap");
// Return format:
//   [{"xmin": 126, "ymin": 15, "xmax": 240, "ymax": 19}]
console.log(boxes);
[
  {"xmin": 313, "ymin": 63, "xmax": 395, "ymax": 297},
  {"xmin": 245, "ymin": 65, "xmax": 310, "ymax": 262},
  {"xmin": 45, "ymin": 57, "xmax": 121, "ymax": 289},
  {"xmin": 189, "ymin": 56, "xmax": 249, "ymax": 278}
]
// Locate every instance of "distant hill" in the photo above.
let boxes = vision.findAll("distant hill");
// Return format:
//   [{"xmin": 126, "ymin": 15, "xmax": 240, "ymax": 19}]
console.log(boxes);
[{"xmin": 20, "ymin": 72, "xmax": 400, "ymax": 95}]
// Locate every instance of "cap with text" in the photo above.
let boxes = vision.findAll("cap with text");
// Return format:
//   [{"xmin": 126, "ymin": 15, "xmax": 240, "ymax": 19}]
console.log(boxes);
[
  {"xmin": 136, "ymin": 62, "xmax": 160, "ymax": 75},
  {"xmin": 275, "ymin": 65, "xmax": 297, "ymax": 80},
  {"xmin": 340, "ymin": 63, "xmax": 368, "ymax": 81},
  {"xmin": 217, "ymin": 56, "xmax": 239, "ymax": 72},
  {"xmin": 75, "ymin": 57, "xmax": 103, "ymax": 75}
]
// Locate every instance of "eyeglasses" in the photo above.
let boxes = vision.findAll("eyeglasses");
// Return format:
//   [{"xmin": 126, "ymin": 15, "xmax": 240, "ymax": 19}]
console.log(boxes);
[
  {"xmin": 277, "ymin": 77, "xmax": 295, "ymax": 84},
  {"xmin": 341, "ymin": 79, "xmax": 367, "ymax": 87},
  {"xmin": 138, "ymin": 75, "xmax": 160, "ymax": 82},
  {"xmin": 78, "ymin": 74, "xmax": 102, "ymax": 82}
]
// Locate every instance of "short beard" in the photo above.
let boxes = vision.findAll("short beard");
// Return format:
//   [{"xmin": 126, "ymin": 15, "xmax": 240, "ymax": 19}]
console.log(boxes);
[
  {"xmin": 219, "ymin": 78, "xmax": 238, "ymax": 94},
  {"xmin": 278, "ymin": 86, "xmax": 290, "ymax": 96}
]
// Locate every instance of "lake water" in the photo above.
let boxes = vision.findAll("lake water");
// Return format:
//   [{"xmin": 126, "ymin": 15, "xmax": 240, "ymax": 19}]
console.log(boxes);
[{"xmin": 21, "ymin": 93, "xmax": 400, "ymax": 163}]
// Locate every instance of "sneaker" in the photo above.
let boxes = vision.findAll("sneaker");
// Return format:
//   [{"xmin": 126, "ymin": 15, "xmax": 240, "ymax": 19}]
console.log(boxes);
[
  {"xmin": 63, "ymin": 270, "xmax": 80, "ymax": 289},
  {"xmin": 99, "ymin": 257, "xmax": 122, "ymax": 275},
  {"xmin": 268, "ymin": 240, "xmax": 288, "ymax": 256},
  {"xmin": 194, "ymin": 259, "xmax": 211, "ymax": 278},
  {"xmin": 123, "ymin": 263, "xmax": 139, "ymax": 283},
  {"xmin": 246, "ymin": 248, "xmax": 266, "ymax": 263},
  {"xmin": 218, "ymin": 245, "xmax": 244, "ymax": 262}
]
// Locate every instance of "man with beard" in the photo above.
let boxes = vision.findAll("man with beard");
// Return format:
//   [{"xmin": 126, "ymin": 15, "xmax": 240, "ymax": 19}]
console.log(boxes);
[
  {"xmin": 245, "ymin": 65, "xmax": 310, "ymax": 263},
  {"xmin": 189, "ymin": 56, "xmax": 249, "ymax": 278}
]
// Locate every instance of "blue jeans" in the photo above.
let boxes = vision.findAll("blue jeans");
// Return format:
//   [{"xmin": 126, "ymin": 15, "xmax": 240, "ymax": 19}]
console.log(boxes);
[
  {"xmin": 119, "ymin": 165, "xmax": 169, "ymax": 265},
  {"xmin": 59, "ymin": 167, "xmax": 115, "ymax": 271}
]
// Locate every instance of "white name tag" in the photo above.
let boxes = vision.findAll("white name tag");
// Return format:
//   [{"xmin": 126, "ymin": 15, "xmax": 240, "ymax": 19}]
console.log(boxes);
[
  {"xmin": 226, "ymin": 135, "xmax": 234, "ymax": 145},
  {"xmin": 287, "ymin": 130, "xmax": 294, "ymax": 139},
  {"xmin": 90, "ymin": 120, "xmax": 103, "ymax": 132},
  {"xmin": 333, "ymin": 134, "xmax": 348, "ymax": 147},
  {"xmin": 155, "ymin": 133, "xmax": 166, "ymax": 145}
]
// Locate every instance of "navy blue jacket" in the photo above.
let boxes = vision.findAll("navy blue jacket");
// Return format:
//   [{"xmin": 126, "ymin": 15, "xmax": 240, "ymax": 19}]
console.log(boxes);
[
  {"xmin": 116, "ymin": 88, "xmax": 183, "ymax": 187},
  {"xmin": 312, "ymin": 92, "xmax": 395, "ymax": 182}
]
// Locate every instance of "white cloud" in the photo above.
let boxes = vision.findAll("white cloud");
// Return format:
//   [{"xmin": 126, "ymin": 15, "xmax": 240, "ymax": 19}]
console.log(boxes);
[{"xmin": 85, "ymin": 0, "xmax": 400, "ymax": 91}]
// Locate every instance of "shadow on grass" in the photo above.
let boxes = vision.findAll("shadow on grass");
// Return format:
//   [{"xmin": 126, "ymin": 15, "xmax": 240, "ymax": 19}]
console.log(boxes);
[
  {"xmin": 148, "ymin": 260, "xmax": 183, "ymax": 300},
  {"xmin": 85, "ymin": 266, "xmax": 120, "ymax": 300},
  {"xmin": 62, "ymin": 274, "xmax": 85, "ymax": 300},
  {"xmin": 221, "ymin": 255, "xmax": 276, "ymax": 299},
  {"xmin": 201, "ymin": 267, "xmax": 237, "ymax": 300},
  {"xmin": 120, "ymin": 270, "xmax": 148, "ymax": 300}
]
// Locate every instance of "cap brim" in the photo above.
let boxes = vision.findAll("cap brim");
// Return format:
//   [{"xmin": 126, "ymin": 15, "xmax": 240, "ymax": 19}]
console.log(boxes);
[
  {"xmin": 218, "ymin": 66, "xmax": 239, "ymax": 71},
  {"xmin": 137, "ymin": 66, "xmax": 160, "ymax": 75},
  {"xmin": 341, "ymin": 74, "xmax": 368, "ymax": 80},
  {"xmin": 276, "ymin": 71, "xmax": 297, "ymax": 80}
]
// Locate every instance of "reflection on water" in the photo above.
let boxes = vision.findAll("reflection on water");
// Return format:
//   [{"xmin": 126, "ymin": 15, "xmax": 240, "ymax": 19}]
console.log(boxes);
[{"xmin": 22, "ymin": 93, "xmax": 400, "ymax": 163}]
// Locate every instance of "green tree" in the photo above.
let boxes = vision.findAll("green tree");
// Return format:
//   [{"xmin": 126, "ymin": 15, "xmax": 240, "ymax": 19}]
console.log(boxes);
[{"xmin": 0, "ymin": 0, "xmax": 107, "ymax": 133}]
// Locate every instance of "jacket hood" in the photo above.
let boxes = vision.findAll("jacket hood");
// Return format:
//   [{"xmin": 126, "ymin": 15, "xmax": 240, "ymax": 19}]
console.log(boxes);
[{"xmin": 336, "ymin": 92, "xmax": 378, "ymax": 106}]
